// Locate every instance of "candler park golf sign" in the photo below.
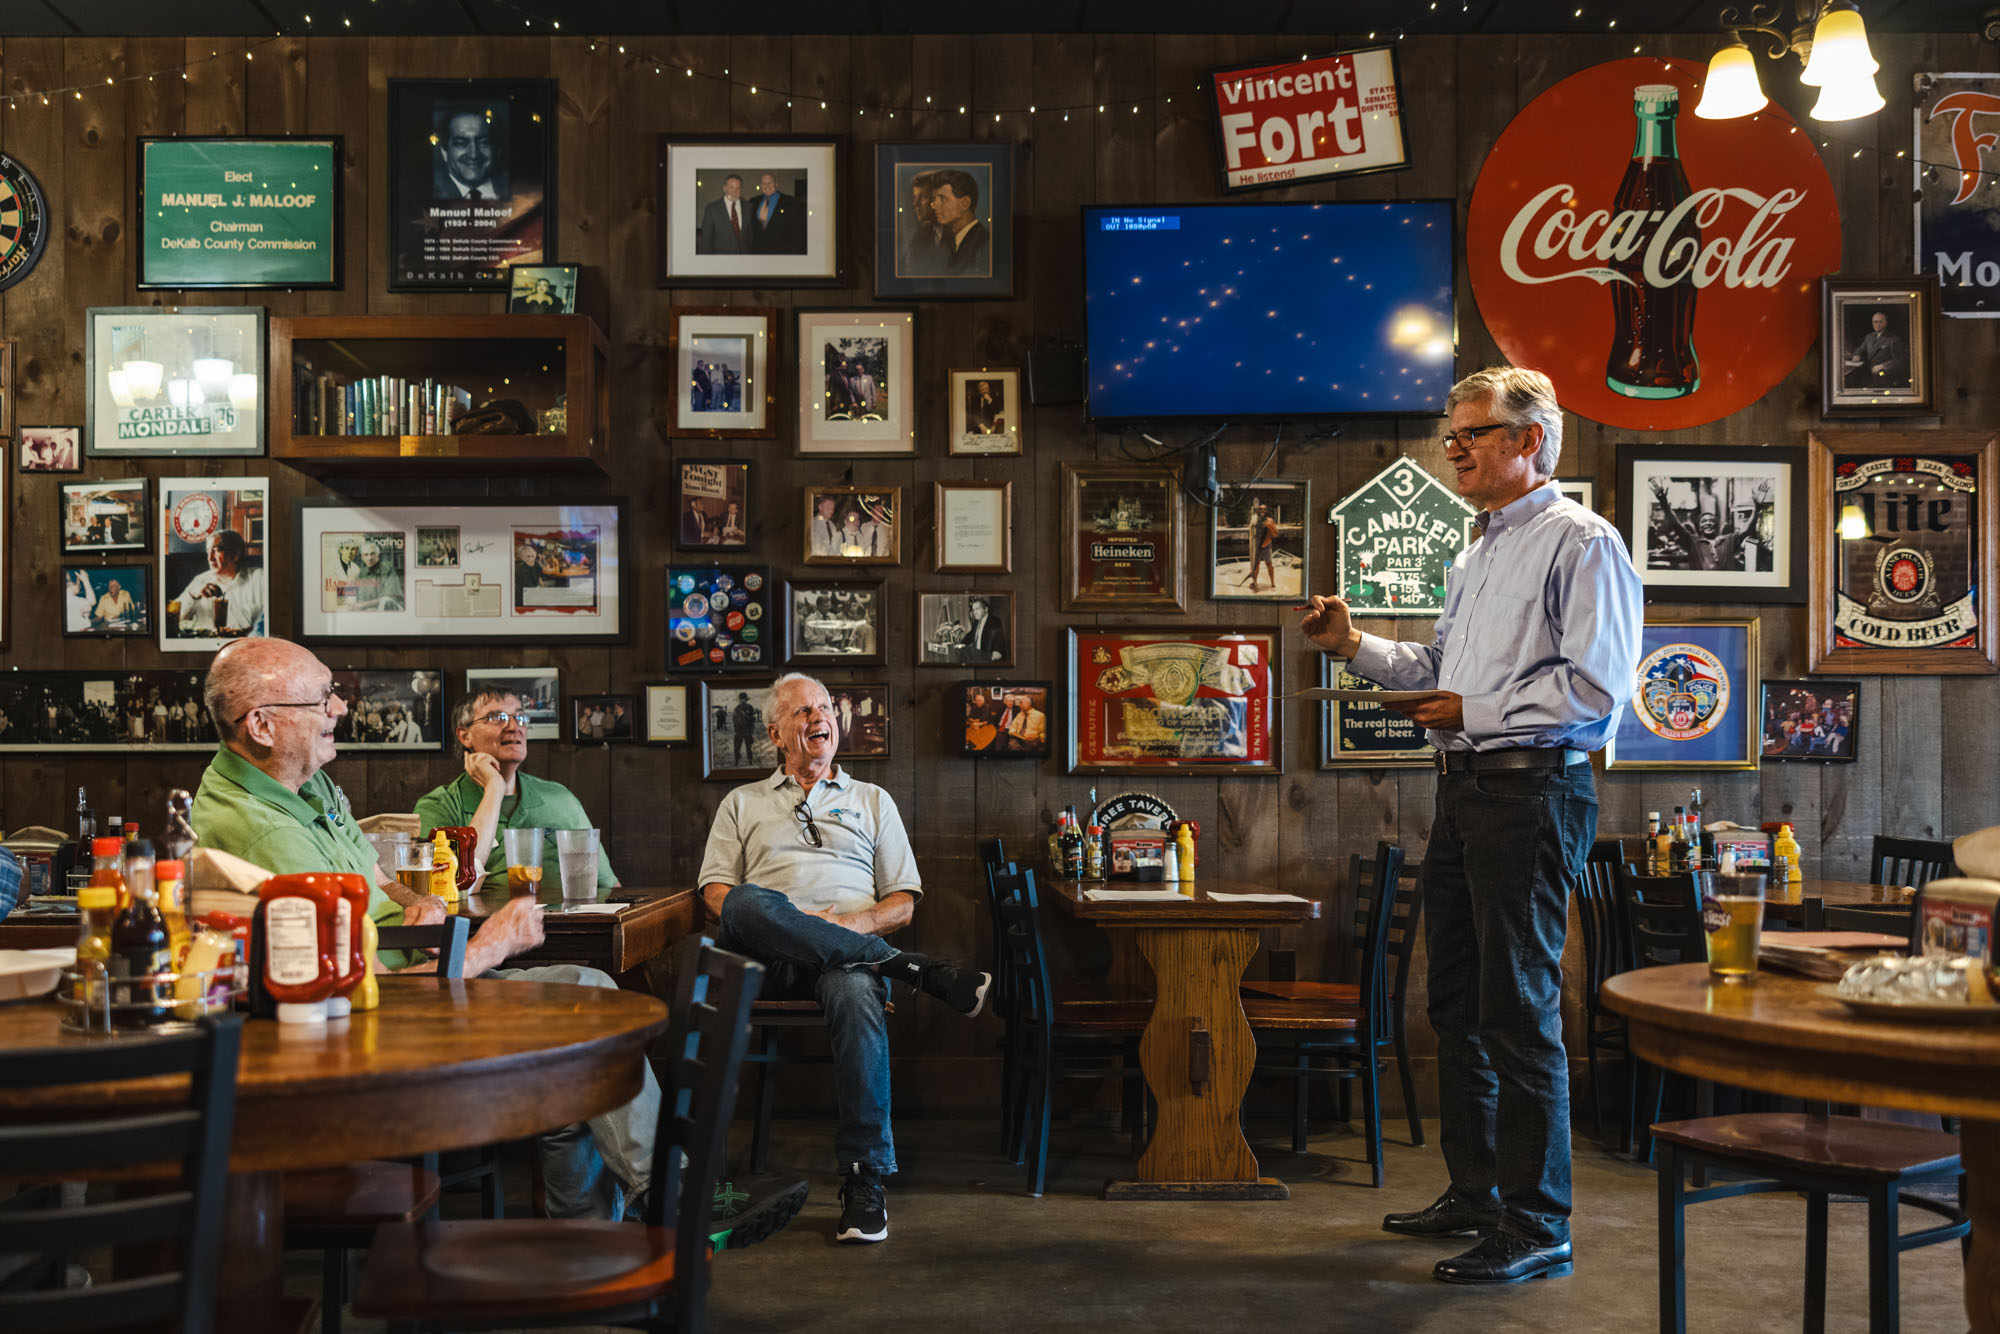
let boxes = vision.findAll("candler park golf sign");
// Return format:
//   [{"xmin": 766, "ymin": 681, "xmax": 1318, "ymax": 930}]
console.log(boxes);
[{"xmin": 1328, "ymin": 457, "xmax": 1477, "ymax": 617}]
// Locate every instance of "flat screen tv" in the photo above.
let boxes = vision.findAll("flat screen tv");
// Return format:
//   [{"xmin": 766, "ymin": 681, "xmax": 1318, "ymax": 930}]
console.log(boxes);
[{"xmin": 1082, "ymin": 200, "xmax": 1456, "ymax": 424}]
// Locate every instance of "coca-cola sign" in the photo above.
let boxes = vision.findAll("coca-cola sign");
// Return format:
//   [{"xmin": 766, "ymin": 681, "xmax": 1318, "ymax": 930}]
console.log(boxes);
[{"xmin": 1467, "ymin": 58, "xmax": 1842, "ymax": 431}]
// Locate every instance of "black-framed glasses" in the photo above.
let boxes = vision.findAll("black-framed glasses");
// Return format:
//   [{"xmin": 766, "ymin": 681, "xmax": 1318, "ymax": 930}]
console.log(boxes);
[
  {"xmin": 1438, "ymin": 422, "xmax": 1512, "ymax": 451},
  {"xmin": 232, "ymin": 682, "xmax": 348, "ymax": 727},
  {"xmin": 792, "ymin": 799, "xmax": 823, "ymax": 849},
  {"xmin": 473, "ymin": 710, "xmax": 532, "ymax": 727}
]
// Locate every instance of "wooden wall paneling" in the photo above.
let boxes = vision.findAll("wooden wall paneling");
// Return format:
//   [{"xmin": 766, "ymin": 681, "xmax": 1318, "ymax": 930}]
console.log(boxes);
[
  {"xmin": 1817, "ymin": 677, "xmax": 1880, "ymax": 880},
  {"xmin": 1878, "ymin": 676, "xmax": 1944, "ymax": 841},
  {"xmin": 183, "ymin": 36, "xmax": 247, "ymax": 137},
  {"xmin": 305, "ymin": 37, "xmax": 366, "ymax": 318},
  {"xmin": 1941, "ymin": 678, "xmax": 2000, "ymax": 841}
]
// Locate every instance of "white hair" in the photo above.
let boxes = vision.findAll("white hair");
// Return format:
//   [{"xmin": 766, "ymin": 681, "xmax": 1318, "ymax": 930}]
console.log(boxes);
[
  {"xmin": 765, "ymin": 672, "xmax": 828, "ymax": 731},
  {"xmin": 1447, "ymin": 365, "xmax": 1564, "ymax": 477}
]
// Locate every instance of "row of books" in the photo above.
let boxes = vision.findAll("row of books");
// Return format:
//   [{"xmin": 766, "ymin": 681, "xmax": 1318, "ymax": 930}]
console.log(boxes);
[{"xmin": 295, "ymin": 372, "xmax": 475, "ymax": 437}]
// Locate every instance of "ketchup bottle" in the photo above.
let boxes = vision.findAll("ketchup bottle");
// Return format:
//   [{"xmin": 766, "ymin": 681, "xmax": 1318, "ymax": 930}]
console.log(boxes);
[
  {"xmin": 326, "ymin": 874, "xmax": 371, "ymax": 1018},
  {"xmin": 254, "ymin": 873, "xmax": 342, "ymax": 1024}
]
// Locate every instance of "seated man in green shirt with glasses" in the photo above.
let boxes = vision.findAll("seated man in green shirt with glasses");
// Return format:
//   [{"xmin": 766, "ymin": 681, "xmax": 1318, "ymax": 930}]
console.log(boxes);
[{"xmin": 414, "ymin": 687, "xmax": 620, "ymax": 892}]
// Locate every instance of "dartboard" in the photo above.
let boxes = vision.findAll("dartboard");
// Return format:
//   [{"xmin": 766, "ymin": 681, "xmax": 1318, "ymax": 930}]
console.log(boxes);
[{"xmin": 0, "ymin": 151, "xmax": 50, "ymax": 293}]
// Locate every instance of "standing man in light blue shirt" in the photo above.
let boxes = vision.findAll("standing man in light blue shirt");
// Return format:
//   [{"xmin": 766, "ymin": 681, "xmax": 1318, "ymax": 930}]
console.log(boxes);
[{"xmin": 1303, "ymin": 366, "xmax": 1642, "ymax": 1287}]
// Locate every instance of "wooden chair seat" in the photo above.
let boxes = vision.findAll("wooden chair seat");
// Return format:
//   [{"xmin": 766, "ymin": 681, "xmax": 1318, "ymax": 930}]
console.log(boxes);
[
  {"xmin": 354, "ymin": 1216, "xmax": 684, "ymax": 1323},
  {"xmin": 1242, "ymin": 996, "xmax": 1362, "ymax": 1032},
  {"xmin": 1652, "ymin": 1113, "xmax": 1962, "ymax": 1180},
  {"xmin": 284, "ymin": 1162, "xmax": 442, "ymax": 1231},
  {"xmin": 1240, "ymin": 979, "xmax": 1362, "ymax": 1004},
  {"xmin": 1049, "ymin": 1000, "xmax": 1153, "ymax": 1031}
]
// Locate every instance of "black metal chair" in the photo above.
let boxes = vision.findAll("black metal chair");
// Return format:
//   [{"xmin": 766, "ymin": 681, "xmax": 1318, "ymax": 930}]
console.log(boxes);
[
  {"xmin": 979, "ymin": 836, "xmax": 1021, "ymax": 1153},
  {"xmin": 1574, "ymin": 842, "xmax": 1632, "ymax": 1138},
  {"xmin": 1616, "ymin": 866, "xmax": 1708, "ymax": 1161},
  {"xmin": 353, "ymin": 934, "xmax": 764, "ymax": 1334},
  {"xmin": 1869, "ymin": 834, "xmax": 1956, "ymax": 890},
  {"xmin": 0, "ymin": 1015, "xmax": 242, "ymax": 1333}
]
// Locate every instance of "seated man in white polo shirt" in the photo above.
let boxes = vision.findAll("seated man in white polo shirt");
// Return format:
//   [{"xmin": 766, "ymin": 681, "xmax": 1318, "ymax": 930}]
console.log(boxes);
[{"xmin": 698, "ymin": 671, "xmax": 989, "ymax": 1246}]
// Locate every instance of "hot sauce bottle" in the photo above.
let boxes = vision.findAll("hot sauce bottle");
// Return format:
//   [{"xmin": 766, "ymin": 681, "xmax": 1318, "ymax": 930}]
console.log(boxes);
[
  {"xmin": 255, "ymin": 873, "xmax": 342, "ymax": 1024},
  {"xmin": 88, "ymin": 836, "xmax": 128, "ymax": 912}
]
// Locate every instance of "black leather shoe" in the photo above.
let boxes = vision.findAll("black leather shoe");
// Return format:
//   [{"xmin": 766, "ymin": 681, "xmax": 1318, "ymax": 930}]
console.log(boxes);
[
  {"xmin": 1433, "ymin": 1232, "xmax": 1573, "ymax": 1285},
  {"xmin": 1381, "ymin": 1189, "xmax": 1502, "ymax": 1238}
]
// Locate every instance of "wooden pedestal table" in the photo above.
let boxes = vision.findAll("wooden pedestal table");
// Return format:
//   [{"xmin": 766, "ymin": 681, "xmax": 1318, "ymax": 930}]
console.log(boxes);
[
  {"xmin": 457, "ymin": 884, "xmax": 697, "ymax": 985},
  {"xmin": 1046, "ymin": 879, "xmax": 1321, "ymax": 1200},
  {"xmin": 1601, "ymin": 964, "xmax": 2000, "ymax": 1333},
  {"xmin": 0, "ymin": 976, "xmax": 670, "ymax": 1334}
]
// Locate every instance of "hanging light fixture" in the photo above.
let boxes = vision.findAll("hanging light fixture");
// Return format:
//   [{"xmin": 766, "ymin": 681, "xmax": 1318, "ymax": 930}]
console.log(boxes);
[
  {"xmin": 1838, "ymin": 503, "xmax": 1871, "ymax": 539},
  {"xmin": 106, "ymin": 369, "xmax": 136, "ymax": 409},
  {"xmin": 121, "ymin": 359, "xmax": 164, "ymax": 400},
  {"xmin": 1698, "ymin": 1, "xmax": 1883, "ymax": 123},
  {"xmin": 193, "ymin": 357, "xmax": 234, "ymax": 398}
]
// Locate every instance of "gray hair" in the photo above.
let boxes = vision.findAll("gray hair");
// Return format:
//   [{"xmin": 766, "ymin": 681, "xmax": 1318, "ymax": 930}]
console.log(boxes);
[
  {"xmin": 452, "ymin": 685, "xmax": 521, "ymax": 747},
  {"xmin": 1447, "ymin": 366, "xmax": 1564, "ymax": 477},
  {"xmin": 766, "ymin": 672, "xmax": 827, "ymax": 732}
]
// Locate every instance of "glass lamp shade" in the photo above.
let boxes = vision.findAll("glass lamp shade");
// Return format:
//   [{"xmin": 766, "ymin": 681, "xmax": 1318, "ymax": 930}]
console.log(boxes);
[
  {"xmin": 1800, "ymin": 6, "xmax": 1878, "ymax": 87},
  {"xmin": 1811, "ymin": 72, "xmax": 1886, "ymax": 121},
  {"xmin": 167, "ymin": 379, "xmax": 191, "ymax": 410},
  {"xmin": 192, "ymin": 357, "xmax": 234, "ymax": 397},
  {"xmin": 228, "ymin": 374, "xmax": 259, "ymax": 411},
  {"xmin": 106, "ymin": 369, "xmax": 135, "ymax": 409},
  {"xmin": 1838, "ymin": 504, "xmax": 1871, "ymax": 540},
  {"xmin": 1695, "ymin": 41, "xmax": 1768, "ymax": 120},
  {"xmin": 121, "ymin": 359, "xmax": 165, "ymax": 399}
]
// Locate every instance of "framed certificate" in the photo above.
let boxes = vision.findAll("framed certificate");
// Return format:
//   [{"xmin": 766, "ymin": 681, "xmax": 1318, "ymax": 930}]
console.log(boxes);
[
  {"xmin": 1067, "ymin": 627, "xmax": 1280, "ymax": 775},
  {"xmin": 933, "ymin": 480, "xmax": 1011, "ymax": 574}
]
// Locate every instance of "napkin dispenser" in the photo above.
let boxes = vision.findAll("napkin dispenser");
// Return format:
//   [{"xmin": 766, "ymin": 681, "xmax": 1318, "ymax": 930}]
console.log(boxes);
[{"xmin": 1914, "ymin": 878, "xmax": 2000, "ymax": 1002}]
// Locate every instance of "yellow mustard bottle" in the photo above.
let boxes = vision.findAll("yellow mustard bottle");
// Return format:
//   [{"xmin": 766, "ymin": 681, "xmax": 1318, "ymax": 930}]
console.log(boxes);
[
  {"xmin": 430, "ymin": 829, "xmax": 460, "ymax": 907},
  {"xmin": 1175, "ymin": 822, "xmax": 1197, "ymax": 881},
  {"xmin": 352, "ymin": 915, "xmax": 381, "ymax": 1012},
  {"xmin": 1773, "ymin": 822, "xmax": 1804, "ymax": 902}
]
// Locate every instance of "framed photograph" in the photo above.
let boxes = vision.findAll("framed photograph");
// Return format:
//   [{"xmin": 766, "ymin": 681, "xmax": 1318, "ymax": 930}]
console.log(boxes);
[
  {"xmin": 1067, "ymin": 627, "xmax": 1281, "ymax": 775},
  {"xmin": 159, "ymin": 477, "xmax": 268, "ymax": 652},
  {"xmin": 0, "ymin": 669, "xmax": 213, "ymax": 752},
  {"xmin": 1821, "ymin": 276, "xmax": 1939, "ymax": 418},
  {"xmin": 1616, "ymin": 444, "xmax": 1805, "ymax": 604},
  {"xmin": 918, "ymin": 590, "xmax": 1014, "ymax": 668},
  {"xmin": 960, "ymin": 681, "xmax": 1051, "ymax": 759},
  {"xmin": 666, "ymin": 308, "xmax": 775, "ymax": 438},
  {"xmin": 803, "ymin": 485, "xmax": 901, "ymax": 566},
  {"xmin": 1061, "ymin": 463, "xmax": 1187, "ymax": 612},
  {"xmin": 136, "ymin": 136, "xmax": 342, "ymax": 289},
  {"xmin": 1761, "ymin": 678, "xmax": 1859, "ymax": 763},
  {"xmin": 785, "ymin": 579, "xmax": 886, "ymax": 666},
  {"xmin": 572, "ymin": 693, "xmax": 636, "ymax": 743},
  {"xmin": 1604, "ymin": 619, "xmax": 1761, "ymax": 771},
  {"xmin": 296, "ymin": 499, "xmax": 626, "ymax": 645},
  {"xmin": 665, "ymin": 565, "xmax": 773, "ymax": 673},
  {"xmin": 18, "ymin": 426, "xmax": 80, "ymax": 472},
  {"xmin": 506, "ymin": 263, "xmax": 578, "ymax": 314},
  {"xmin": 464, "ymin": 666, "xmax": 559, "ymax": 741},
  {"xmin": 1555, "ymin": 477, "xmax": 1597, "ymax": 512},
  {"xmin": 701, "ymin": 680, "xmax": 779, "ymax": 780},
  {"xmin": 388, "ymin": 79, "xmax": 555, "ymax": 291},
  {"xmin": 934, "ymin": 480, "xmax": 1012, "ymax": 574},
  {"xmin": 0, "ymin": 454, "xmax": 8, "ymax": 650},
  {"xmin": 641, "ymin": 682, "xmax": 692, "ymax": 745},
  {"xmin": 657, "ymin": 134, "xmax": 843, "ymax": 288},
  {"xmin": 1319, "ymin": 654, "xmax": 1434, "ymax": 769},
  {"xmin": 873, "ymin": 142, "xmax": 1015, "ymax": 299},
  {"xmin": 85, "ymin": 306, "xmax": 266, "ymax": 458},
  {"xmin": 1210, "ymin": 479, "xmax": 1309, "ymax": 601},
  {"xmin": 332, "ymin": 669, "xmax": 445, "ymax": 751},
  {"xmin": 0, "ymin": 338, "xmax": 16, "ymax": 436},
  {"xmin": 795, "ymin": 309, "xmax": 915, "ymax": 456},
  {"xmin": 1329, "ymin": 457, "xmax": 1476, "ymax": 617},
  {"xmin": 830, "ymin": 683, "xmax": 891, "ymax": 761},
  {"xmin": 61, "ymin": 478, "xmax": 148, "ymax": 554},
  {"xmin": 63, "ymin": 565, "xmax": 151, "ymax": 637},
  {"xmin": 1807, "ymin": 431, "xmax": 1997, "ymax": 674},
  {"xmin": 675, "ymin": 460, "xmax": 752, "ymax": 550},
  {"xmin": 948, "ymin": 368, "xmax": 1021, "ymax": 456}
]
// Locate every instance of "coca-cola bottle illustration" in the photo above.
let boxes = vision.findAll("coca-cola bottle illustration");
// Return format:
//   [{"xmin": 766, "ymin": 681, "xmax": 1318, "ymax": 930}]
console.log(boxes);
[{"xmin": 1605, "ymin": 83, "xmax": 1701, "ymax": 399}]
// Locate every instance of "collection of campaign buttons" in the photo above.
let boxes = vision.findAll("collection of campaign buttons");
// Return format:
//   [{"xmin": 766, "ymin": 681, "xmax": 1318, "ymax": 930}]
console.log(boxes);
[{"xmin": 668, "ymin": 567, "xmax": 771, "ymax": 669}]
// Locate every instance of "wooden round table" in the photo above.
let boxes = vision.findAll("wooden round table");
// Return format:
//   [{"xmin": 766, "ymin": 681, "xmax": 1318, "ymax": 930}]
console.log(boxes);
[
  {"xmin": 0, "ymin": 975, "xmax": 671, "ymax": 1331},
  {"xmin": 1602, "ymin": 964, "xmax": 1999, "ymax": 1333}
]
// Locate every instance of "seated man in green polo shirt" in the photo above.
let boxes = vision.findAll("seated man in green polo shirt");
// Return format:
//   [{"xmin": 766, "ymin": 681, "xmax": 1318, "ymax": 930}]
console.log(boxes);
[{"xmin": 414, "ymin": 687, "xmax": 619, "ymax": 893}]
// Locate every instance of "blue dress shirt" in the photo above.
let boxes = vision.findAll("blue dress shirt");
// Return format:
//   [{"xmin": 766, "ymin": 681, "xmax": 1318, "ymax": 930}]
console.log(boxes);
[{"xmin": 1348, "ymin": 481, "xmax": 1644, "ymax": 753}]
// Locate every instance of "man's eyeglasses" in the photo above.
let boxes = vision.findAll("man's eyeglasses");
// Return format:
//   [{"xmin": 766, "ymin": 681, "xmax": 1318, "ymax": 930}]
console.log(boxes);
[
  {"xmin": 232, "ymin": 682, "xmax": 347, "ymax": 727},
  {"xmin": 1438, "ymin": 422, "xmax": 1513, "ymax": 452},
  {"xmin": 473, "ymin": 711, "xmax": 532, "ymax": 728},
  {"xmin": 793, "ymin": 799, "xmax": 823, "ymax": 849}
]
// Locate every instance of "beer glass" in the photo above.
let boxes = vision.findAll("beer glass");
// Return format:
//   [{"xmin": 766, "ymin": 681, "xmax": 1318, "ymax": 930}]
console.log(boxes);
[
  {"xmin": 554, "ymin": 828, "xmax": 600, "ymax": 902},
  {"xmin": 394, "ymin": 840, "xmax": 436, "ymax": 900},
  {"xmin": 501, "ymin": 827, "xmax": 545, "ymax": 896},
  {"xmin": 1705, "ymin": 871, "xmax": 1764, "ymax": 982}
]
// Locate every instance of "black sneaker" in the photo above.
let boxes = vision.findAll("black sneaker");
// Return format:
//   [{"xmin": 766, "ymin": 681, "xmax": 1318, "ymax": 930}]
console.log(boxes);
[
  {"xmin": 836, "ymin": 1164, "xmax": 888, "ymax": 1244},
  {"xmin": 877, "ymin": 952, "xmax": 991, "ymax": 1017},
  {"xmin": 708, "ymin": 1175, "xmax": 809, "ymax": 1253}
]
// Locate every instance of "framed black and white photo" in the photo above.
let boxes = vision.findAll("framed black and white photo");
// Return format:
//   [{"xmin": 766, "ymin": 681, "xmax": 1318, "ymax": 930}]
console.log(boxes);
[
  {"xmin": 795, "ymin": 309, "xmax": 915, "ymax": 456},
  {"xmin": 701, "ymin": 680, "xmax": 779, "ymax": 780},
  {"xmin": 85, "ymin": 306, "xmax": 266, "ymax": 458},
  {"xmin": 665, "ymin": 308, "xmax": 774, "ymax": 438},
  {"xmin": 785, "ymin": 578, "xmax": 885, "ymax": 667},
  {"xmin": 1821, "ymin": 276, "xmax": 1939, "ymax": 419},
  {"xmin": 61, "ymin": 478, "xmax": 148, "ymax": 554},
  {"xmin": 159, "ymin": 476, "xmax": 268, "ymax": 652},
  {"xmin": 332, "ymin": 669, "xmax": 445, "ymax": 751},
  {"xmin": 918, "ymin": 590, "xmax": 1015, "ymax": 668},
  {"xmin": 62, "ymin": 565, "xmax": 150, "ymax": 637},
  {"xmin": 803, "ymin": 485, "xmax": 901, "ymax": 566},
  {"xmin": 873, "ymin": 142, "xmax": 1015, "ymax": 300},
  {"xmin": 657, "ymin": 135, "xmax": 843, "ymax": 289},
  {"xmin": 675, "ymin": 460, "xmax": 751, "ymax": 550},
  {"xmin": 947, "ymin": 367, "xmax": 1021, "ymax": 456},
  {"xmin": 641, "ymin": 682, "xmax": 691, "ymax": 746},
  {"xmin": 506, "ymin": 263, "xmax": 577, "ymax": 314},
  {"xmin": 829, "ymin": 683, "xmax": 891, "ymax": 761},
  {"xmin": 18, "ymin": 426, "xmax": 81, "ymax": 472},
  {"xmin": 1616, "ymin": 444, "xmax": 1806, "ymax": 604},
  {"xmin": 960, "ymin": 681, "xmax": 1051, "ymax": 759},
  {"xmin": 1760, "ymin": 678, "xmax": 1858, "ymax": 763},
  {"xmin": 572, "ymin": 693, "xmax": 636, "ymax": 743},
  {"xmin": 0, "ymin": 670, "xmax": 212, "ymax": 753},
  {"xmin": 934, "ymin": 480, "xmax": 1012, "ymax": 574},
  {"xmin": 463, "ymin": 666, "xmax": 559, "ymax": 741},
  {"xmin": 388, "ymin": 79, "xmax": 555, "ymax": 291},
  {"xmin": 1210, "ymin": 479, "xmax": 1308, "ymax": 601},
  {"xmin": 1555, "ymin": 477, "xmax": 1596, "ymax": 513}
]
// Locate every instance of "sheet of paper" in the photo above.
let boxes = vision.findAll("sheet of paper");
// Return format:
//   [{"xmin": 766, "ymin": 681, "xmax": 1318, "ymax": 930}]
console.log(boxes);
[
  {"xmin": 1280, "ymin": 688, "xmax": 1445, "ymax": 703},
  {"xmin": 1081, "ymin": 888, "xmax": 1193, "ymax": 902},
  {"xmin": 548, "ymin": 902, "xmax": 623, "ymax": 914},
  {"xmin": 1202, "ymin": 892, "xmax": 1312, "ymax": 903}
]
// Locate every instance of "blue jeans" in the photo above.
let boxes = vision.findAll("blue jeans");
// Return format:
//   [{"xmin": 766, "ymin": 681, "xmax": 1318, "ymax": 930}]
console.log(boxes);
[
  {"xmin": 486, "ymin": 963, "xmax": 660, "ymax": 1219},
  {"xmin": 714, "ymin": 883, "xmax": 897, "ymax": 1174},
  {"xmin": 1420, "ymin": 762, "xmax": 1597, "ymax": 1248}
]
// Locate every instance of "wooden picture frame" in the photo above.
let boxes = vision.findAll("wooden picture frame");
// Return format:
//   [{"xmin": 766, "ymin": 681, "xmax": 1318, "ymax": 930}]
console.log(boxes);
[
  {"xmin": 1821, "ymin": 276, "xmax": 1940, "ymax": 419},
  {"xmin": 1060, "ymin": 462, "xmax": 1187, "ymax": 612},
  {"xmin": 0, "ymin": 669, "xmax": 213, "ymax": 752},
  {"xmin": 873, "ymin": 141, "xmax": 1016, "ymax": 300},
  {"xmin": 829, "ymin": 683, "xmax": 891, "ymax": 761},
  {"xmin": 464, "ymin": 666, "xmax": 559, "ymax": 741},
  {"xmin": 61, "ymin": 478, "xmax": 149, "ymax": 555},
  {"xmin": 62, "ymin": 564, "xmax": 151, "ymax": 638},
  {"xmin": 1616, "ymin": 443, "xmax": 1806, "ymax": 605},
  {"xmin": 1604, "ymin": 618, "xmax": 1761, "ymax": 771},
  {"xmin": 784, "ymin": 578, "xmax": 887, "ymax": 667},
  {"xmin": 1806, "ymin": 430, "xmax": 1997, "ymax": 674},
  {"xmin": 933, "ymin": 480, "xmax": 1012, "ymax": 574},
  {"xmin": 1760, "ymin": 678, "xmax": 1859, "ymax": 763},
  {"xmin": 387, "ymin": 79, "xmax": 556, "ymax": 292},
  {"xmin": 641, "ymin": 682, "xmax": 692, "ymax": 745},
  {"xmin": 664, "ymin": 565, "xmax": 774, "ymax": 673},
  {"xmin": 947, "ymin": 367, "xmax": 1022, "ymax": 456},
  {"xmin": 917, "ymin": 590, "xmax": 1015, "ymax": 668},
  {"xmin": 674, "ymin": 460, "xmax": 752, "ymax": 551},
  {"xmin": 162, "ymin": 477, "xmax": 270, "ymax": 652},
  {"xmin": 18, "ymin": 426, "xmax": 81, "ymax": 472},
  {"xmin": 664, "ymin": 307, "xmax": 775, "ymax": 438},
  {"xmin": 571, "ymin": 693, "xmax": 637, "ymax": 744},
  {"xmin": 960, "ymin": 680, "xmax": 1051, "ymax": 759},
  {"xmin": 136, "ymin": 136, "xmax": 343, "ymax": 290},
  {"xmin": 794, "ymin": 308, "xmax": 915, "ymax": 456},
  {"xmin": 1209, "ymin": 479, "xmax": 1308, "ymax": 601},
  {"xmin": 657, "ymin": 134, "xmax": 845, "ymax": 289},
  {"xmin": 1318, "ymin": 653, "xmax": 1434, "ymax": 769},
  {"xmin": 700, "ymin": 679, "xmax": 779, "ymax": 779},
  {"xmin": 329, "ymin": 668, "xmax": 446, "ymax": 751},
  {"xmin": 1067, "ymin": 626, "xmax": 1280, "ymax": 775},
  {"xmin": 802, "ymin": 485, "xmax": 901, "ymax": 566}
]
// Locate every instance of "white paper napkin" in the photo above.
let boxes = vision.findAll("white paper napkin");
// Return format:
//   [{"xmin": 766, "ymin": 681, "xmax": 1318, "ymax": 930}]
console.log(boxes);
[
  {"xmin": 1201, "ymin": 891, "xmax": 1312, "ymax": 904},
  {"xmin": 1081, "ymin": 888, "xmax": 1194, "ymax": 902}
]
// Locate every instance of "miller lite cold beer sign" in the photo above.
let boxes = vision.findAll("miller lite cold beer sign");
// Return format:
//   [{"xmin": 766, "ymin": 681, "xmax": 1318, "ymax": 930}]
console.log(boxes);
[
  {"xmin": 1467, "ymin": 58, "xmax": 1842, "ymax": 431},
  {"xmin": 1209, "ymin": 46, "xmax": 1408, "ymax": 193}
]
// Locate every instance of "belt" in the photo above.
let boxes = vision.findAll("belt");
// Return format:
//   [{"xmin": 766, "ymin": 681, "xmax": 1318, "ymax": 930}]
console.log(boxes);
[{"xmin": 1434, "ymin": 747, "xmax": 1587, "ymax": 775}]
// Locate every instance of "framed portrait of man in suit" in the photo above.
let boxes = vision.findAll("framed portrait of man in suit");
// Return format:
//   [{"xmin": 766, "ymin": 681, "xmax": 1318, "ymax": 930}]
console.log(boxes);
[
  {"xmin": 918, "ymin": 590, "xmax": 1015, "ymax": 669},
  {"xmin": 657, "ymin": 135, "xmax": 844, "ymax": 289},
  {"xmin": 387, "ymin": 79, "xmax": 555, "ymax": 291},
  {"xmin": 874, "ymin": 142, "xmax": 1014, "ymax": 299},
  {"xmin": 1820, "ymin": 276, "xmax": 1939, "ymax": 418}
]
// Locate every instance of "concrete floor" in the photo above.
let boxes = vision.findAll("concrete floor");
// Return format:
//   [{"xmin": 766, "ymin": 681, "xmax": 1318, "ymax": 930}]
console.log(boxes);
[{"xmin": 311, "ymin": 1113, "xmax": 1969, "ymax": 1333}]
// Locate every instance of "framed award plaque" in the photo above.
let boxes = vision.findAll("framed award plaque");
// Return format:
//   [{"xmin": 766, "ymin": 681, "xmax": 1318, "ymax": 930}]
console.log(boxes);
[
  {"xmin": 1604, "ymin": 618, "xmax": 1761, "ymax": 772},
  {"xmin": 1066, "ymin": 627, "xmax": 1279, "ymax": 775},
  {"xmin": 1806, "ymin": 431, "xmax": 1997, "ymax": 675},
  {"xmin": 1061, "ymin": 463, "xmax": 1186, "ymax": 612}
]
